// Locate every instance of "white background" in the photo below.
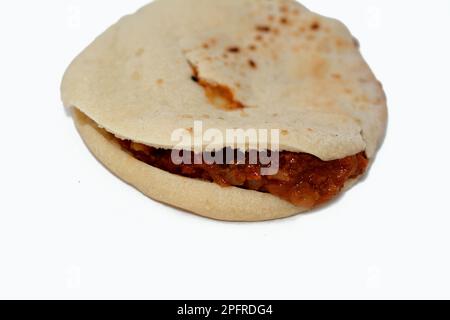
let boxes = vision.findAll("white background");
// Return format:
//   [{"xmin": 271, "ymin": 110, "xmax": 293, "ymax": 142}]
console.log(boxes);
[{"xmin": 0, "ymin": 0, "xmax": 449, "ymax": 299}]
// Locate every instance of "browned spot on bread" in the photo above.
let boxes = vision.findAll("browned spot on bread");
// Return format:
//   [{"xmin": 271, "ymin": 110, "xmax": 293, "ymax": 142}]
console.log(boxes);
[
  {"xmin": 204, "ymin": 84, "xmax": 244, "ymax": 110},
  {"xmin": 272, "ymin": 28, "xmax": 280, "ymax": 35},
  {"xmin": 280, "ymin": 17, "xmax": 289, "ymax": 25},
  {"xmin": 280, "ymin": 5, "xmax": 288, "ymax": 13},
  {"xmin": 352, "ymin": 37, "xmax": 360, "ymax": 48},
  {"xmin": 248, "ymin": 44, "xmax": 257, "ymax": 51},
  {"xmin": 311, "ymin": 56, "xmax": 328, "ymax": 77},
  {"xmin": 156, "ymin": 78, "xmax": 164, "ymax": 85},
  {"xmin": 358, "ymin": 95, "xmax": 370, "ymax": 103},
  {"xmin": 310, "ymin": 22, "xmax": 320, "ymax": 30},
  {"xmin": 255, "ymin": 35, "xmax": 263, "ymax": 41},
  {"xmin": 267, "ymin": 15, "xmax": 275, "ymax": 21},
  {"xmin": 227, "ymin": 46, "xmax": 240, "ymax": 53},
  {"xmin": 191, "ymin": 74, "xmax": 199, "ymax": 83},
  {"xmin": 336, "ymin": 38, "xmax": 347, "ymax": 48},
  {"xmin": 248, "ymin": 59, "xmax": 257, "ymax": 69},
  {"xmin": 307, "ymin": 128, "xmax": 314, "ymax": 132},
  {"xmin": 281, "ymin": 130, "xmax": 289, "ymax": 136},
  {"xmin": 331, "ymin": 73, "xmax": 342, "ymax": 80},
  {"xmin": 202, "ymin": 43, "xmax": 210, "ymax": 49},
  {"xmin": 186, "ymin": 127, "xmax": 194, "ymax": 134},
  {"xmin": 190, "ymin": 64, "xmax": 244, "ymax": 111},
  {"xmin": 201, "ymin": 114, "xmax": 210, "ymax": 119},
  {"xmin": 256, "ymin": 25, "xmax": 271, "ymax": 32},
  {"xmin": 181, "ymin": 114, "xmax": 193, "ymax": 119}
]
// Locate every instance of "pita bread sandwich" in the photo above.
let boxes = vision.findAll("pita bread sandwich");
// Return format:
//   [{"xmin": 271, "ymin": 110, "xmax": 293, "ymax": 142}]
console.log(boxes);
[{"xmin": 61, "ymin": 0, "xmax": 387, "ymax": 221}]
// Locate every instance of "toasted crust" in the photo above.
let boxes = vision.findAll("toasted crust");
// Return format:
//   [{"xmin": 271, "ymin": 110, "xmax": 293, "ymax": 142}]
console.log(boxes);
[{"xmin": 73, "ymin": 108, "xmax": 304, "ymax": 221}]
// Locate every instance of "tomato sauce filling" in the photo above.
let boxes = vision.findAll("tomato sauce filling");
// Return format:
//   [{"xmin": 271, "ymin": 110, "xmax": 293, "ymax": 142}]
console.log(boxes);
[{"xmin": 119, "ymin": 140, "xmax": 368, "ymax": 208}]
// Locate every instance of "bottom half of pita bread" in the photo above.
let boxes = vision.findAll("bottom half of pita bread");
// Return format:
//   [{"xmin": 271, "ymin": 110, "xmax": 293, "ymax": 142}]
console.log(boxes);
[{"xmin": 72, "ymin": 108, "xmax": 364, "ymax": 221}]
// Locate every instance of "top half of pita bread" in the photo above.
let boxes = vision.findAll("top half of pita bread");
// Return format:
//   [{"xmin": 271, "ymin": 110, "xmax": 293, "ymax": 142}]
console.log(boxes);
[{"xmin": 61, "ymin": 0, "xmax": 387, "ymax": 161}]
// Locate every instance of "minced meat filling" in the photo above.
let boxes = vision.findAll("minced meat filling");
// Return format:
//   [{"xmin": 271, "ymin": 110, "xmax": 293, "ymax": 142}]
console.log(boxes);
[{"xmin": 118, "ymin": 140, "xmax": 368, "ymax": 208}]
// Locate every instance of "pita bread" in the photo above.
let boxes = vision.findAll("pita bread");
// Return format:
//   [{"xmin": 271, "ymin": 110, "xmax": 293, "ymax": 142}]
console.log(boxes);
[{"xmin": 62, "ymin": 0, "xmax": 387, "ymax": 221}]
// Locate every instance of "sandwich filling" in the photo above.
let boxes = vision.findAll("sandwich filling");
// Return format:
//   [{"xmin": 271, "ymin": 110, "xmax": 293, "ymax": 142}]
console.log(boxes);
[{"xmin": 118, "ymin": 139, "xmax": 368, "ymax": 208}]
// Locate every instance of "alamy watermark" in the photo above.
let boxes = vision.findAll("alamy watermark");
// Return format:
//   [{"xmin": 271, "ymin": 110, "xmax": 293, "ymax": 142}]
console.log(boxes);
[{"xmin": 170, "ymin": 121, "xmax": 280, "ymax": 175}]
